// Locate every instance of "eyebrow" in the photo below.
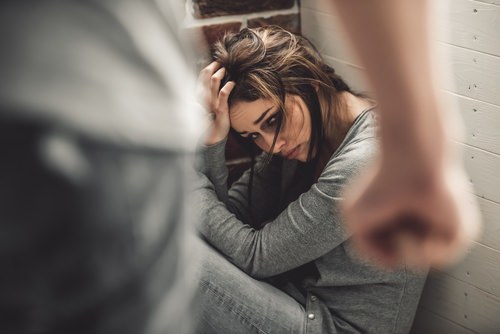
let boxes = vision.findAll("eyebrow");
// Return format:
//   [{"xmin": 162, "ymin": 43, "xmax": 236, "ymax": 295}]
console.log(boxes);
[
  {"xmin": 235, "ymin": 106, "xmax": 274, "ymax": 135},
  {"xmin": 253, "ymin": 107, "xmax": 273, "ymax": 125}
]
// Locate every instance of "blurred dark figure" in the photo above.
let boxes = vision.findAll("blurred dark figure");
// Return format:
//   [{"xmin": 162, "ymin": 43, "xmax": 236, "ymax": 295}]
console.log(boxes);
[{"xmin": 0, "ymin": 0, "xmax": 201, "ymax": 333}]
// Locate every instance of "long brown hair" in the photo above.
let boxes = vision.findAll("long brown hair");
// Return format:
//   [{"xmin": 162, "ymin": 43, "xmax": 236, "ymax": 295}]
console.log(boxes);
[
  {"xmin": 212, "ymin": 26, "xmax": 359, "ymax": 161},
  {"xmin": 211, "ymin": 26, "xmax": 361, "ymax": 222}
]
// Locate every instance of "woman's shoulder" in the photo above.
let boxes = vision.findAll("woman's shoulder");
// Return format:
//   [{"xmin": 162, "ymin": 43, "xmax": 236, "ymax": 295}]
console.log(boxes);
[
  {"xmin": 336, "ymin": 107, "xmax": 378, "ymax": 154},
  {"xmin": 320, "ymin": 110, "xmax": 379, "ymax": 182}
]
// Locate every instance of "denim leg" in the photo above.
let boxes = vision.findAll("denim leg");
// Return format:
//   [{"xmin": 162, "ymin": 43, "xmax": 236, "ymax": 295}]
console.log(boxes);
[{"xmin": 194, "ymin": 240, "xmax": 305, "ymax": 334}]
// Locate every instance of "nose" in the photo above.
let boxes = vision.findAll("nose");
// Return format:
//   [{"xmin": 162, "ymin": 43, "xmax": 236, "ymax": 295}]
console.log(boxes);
[{"xmin": 260, "ymin": 133, "xmax": 286, "ymax": 154}]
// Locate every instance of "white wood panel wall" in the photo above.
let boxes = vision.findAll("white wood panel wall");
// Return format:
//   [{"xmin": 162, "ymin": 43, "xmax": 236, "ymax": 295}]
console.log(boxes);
[{"xmin": 301, "ymin": 0, "xmax": 500, "ymax": 332}]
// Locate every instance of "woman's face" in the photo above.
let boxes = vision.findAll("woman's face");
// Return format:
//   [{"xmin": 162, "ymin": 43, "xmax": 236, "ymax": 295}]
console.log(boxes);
[{"xmin": 230, "ymin": 94, "xmax": 312, "ymax": 162}]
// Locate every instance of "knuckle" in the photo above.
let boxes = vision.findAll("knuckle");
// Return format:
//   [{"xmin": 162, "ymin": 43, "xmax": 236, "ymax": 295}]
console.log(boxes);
[
  {"xmin": 210, "ymin": 74, "xmax": 220, "ymax": 83},
  {"xmin": 201, "ymin": 68, "xmax": 210, "ymax": 76},
  {"xmin": 220, "ymin": 84, "xmax": 233, "ymax": 95}
]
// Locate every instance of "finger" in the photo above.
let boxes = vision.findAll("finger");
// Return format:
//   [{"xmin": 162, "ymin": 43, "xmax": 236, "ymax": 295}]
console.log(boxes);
[
  {"xmin": 342, "ymin": 169, "xmax": 396, "ymax": 235},
  {"xmin": 353, "ymin": 227, "xmax": 400, "ymax": 268},
  {"xmin": 199, "ymin": 61, "xmax": 222, "ymax": 88},
  {"xmin": 210, "ymin": 67, "xmax": 226, "ymax": 108},
  {"xmin": 347, "ymin": 200, "xmax": 397, "ymax": 235},
  {"xmin": 197, "ymin": 62, "xmax": 222, "ymax": 108},
  {"xmin": 343, "ymin": 190, "xmax": 400, "ymax": 268},
  {"xmin": 398, "ymin": 232, "xmax": 428, "ymax": 271},
  {"xmin": 216, "ymin": 81, "xmax": 236, "ymax": 114},
  {"xmin": 354, "ymin": 211, "xmax": 429, "ymax": 269},
  {"xmin": 421, "ymin": 237, "xmax": 448, "ymax": 269},
  {"xmin": 426, "ymin": 228, "xmax": 464, "ymax": 269}
]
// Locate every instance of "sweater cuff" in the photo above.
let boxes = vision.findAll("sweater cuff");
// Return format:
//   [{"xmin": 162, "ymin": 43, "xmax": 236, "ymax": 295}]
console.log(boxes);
[
  {"xmin": 203, "ymin": 137, "xmax": 227, "ymax": 164},
  {"xmin": 198, "ymin": 137, "xmax": 228, "ymax": 178}
]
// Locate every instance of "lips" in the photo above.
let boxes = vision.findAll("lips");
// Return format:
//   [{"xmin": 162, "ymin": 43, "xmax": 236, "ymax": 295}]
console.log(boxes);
[{"xmin": 284, "ymin": 145, "xmax": 300, "ymax": 160}]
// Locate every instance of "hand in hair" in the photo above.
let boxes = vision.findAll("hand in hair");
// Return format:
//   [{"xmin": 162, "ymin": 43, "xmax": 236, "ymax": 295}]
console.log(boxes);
[{"xmin": 198, "ymin": 61, "xmax": 235, "ymax": 146}]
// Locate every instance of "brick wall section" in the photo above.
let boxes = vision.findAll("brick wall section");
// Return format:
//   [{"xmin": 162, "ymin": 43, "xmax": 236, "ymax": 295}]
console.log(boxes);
[
  {"xmin": 200, "ymin": 22, "xmax": 242, "ymax": 46},
  {"xmin": 185, "ymin": 0, "xmax": 301, "ymax": 52},
  {"xmin": 192, "ymin": 0, "xmax": 295, "ymax": 18},
  {"xmin": 248, "ymin": 14, "xmax": 300, "ymax": 35},
  {"xmin": 183, "ymin": 0, "xmax": 301, "ymax": 184}
]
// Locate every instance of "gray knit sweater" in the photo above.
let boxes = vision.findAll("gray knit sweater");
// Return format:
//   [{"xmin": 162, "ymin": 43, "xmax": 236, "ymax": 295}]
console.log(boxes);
[{"xmin": 195, "ymin": 110, "xmax": 427, "ymax": 333}]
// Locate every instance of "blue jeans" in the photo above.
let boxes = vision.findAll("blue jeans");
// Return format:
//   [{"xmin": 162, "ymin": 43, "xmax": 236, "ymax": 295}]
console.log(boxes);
[{"xmin": 194, "ymin": 240, "xmax": 306, "ymax": 334}]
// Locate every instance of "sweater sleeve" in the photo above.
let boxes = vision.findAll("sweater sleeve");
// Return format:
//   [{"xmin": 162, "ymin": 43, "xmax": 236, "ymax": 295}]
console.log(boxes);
[
  {"xmin": 199, "ymin": 139, "xmax": 283, "ymax": 226},
  {"xmin": 195, "ymin": 137, "xmax": 377, "ymax": 279},
  {"xmin": 198, "ymin": 139, "xmax": 230, "ymax": 204}
]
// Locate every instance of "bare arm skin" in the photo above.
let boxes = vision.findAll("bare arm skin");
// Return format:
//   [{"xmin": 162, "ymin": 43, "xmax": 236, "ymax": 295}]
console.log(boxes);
[{"xmin": 329, "ymin": 0, "xmax": 482, "ymax": 268}]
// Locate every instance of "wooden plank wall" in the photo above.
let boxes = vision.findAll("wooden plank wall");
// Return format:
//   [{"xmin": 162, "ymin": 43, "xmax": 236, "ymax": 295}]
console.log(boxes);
[{"xmin": 300, "ymin": 0, "xmax": 500, "ymax": 332}]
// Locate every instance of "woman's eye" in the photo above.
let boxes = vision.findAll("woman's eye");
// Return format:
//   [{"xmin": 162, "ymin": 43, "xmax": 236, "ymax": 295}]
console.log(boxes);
[
  {"xmin": 267, "ymin": 116, "xmax": 276, "ymax": 126},
  {"xmin": 249, "ymin": 133, "xmax": 260, "ymax": 141},
  {"xmin": 268, "ymin": 114, "xmax": 282, "ymax": 128},
  {"xmin": 266, "ymin": 111, "xmax": 283, "ymax": 129}
]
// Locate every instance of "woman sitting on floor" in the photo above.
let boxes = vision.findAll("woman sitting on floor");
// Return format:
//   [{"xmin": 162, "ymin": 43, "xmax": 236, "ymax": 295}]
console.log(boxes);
[{"xmin": 193, "ymin": 26, "xmax": 427, "ymax": 334}]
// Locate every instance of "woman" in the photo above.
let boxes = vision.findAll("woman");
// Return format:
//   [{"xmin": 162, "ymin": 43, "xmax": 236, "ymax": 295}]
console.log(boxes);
[{"xmin": 194, "ymin": 26, "xmax": 427, "ymax": 334}]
